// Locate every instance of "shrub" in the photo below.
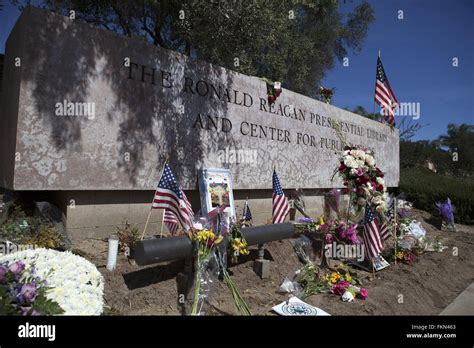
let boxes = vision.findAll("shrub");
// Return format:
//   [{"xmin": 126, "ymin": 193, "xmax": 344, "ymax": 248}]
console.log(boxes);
[
  {"xmin": 398, "ymin": 167, "xmax": 474, "ymax": 225},
  {"xmin": 0, "ymin": 204, "xmax": 64, "ymax": 250}
]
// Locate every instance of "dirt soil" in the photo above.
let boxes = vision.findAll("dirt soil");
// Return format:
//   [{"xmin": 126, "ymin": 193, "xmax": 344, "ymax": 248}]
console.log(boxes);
[{"xmin": 74, "ymin": 209, "xmax": 474, "ymax": 315}]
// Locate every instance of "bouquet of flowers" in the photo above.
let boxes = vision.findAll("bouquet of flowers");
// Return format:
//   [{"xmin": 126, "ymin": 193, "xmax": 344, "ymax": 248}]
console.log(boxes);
[
  {"xmin": 0, "ymin": 260, "xmax": 63, "ymax": 315},
  {"xmin": 0, "ymin": 248, "xmax": 104, "ymax": 315},
  {"xmin": 264, "ymin": 79, "xmax": 282, "ymax": 105},
  {"xmin": 228, "ymin": 224, "xmax": 250, "ymax": 264},
  {"xmin": 316, "ymin": 217, "xmax": 361, "ymax": 245},
  {"xmin": 436, "ymin": 198, "xmax": 456, "ymax": 231},
  {"xmin": 395, "ymin": 249, "xmax": 416, "ymax": 265},
  {"xmin": 336, "ymin": 146, "xmax": 388, "ymax": 219},
  {"xmin": 324, "ymin": 263, "xmax": 367, "ymax": 301},
  {"xmin": 317, "ymin": 86, "xmax": 335, "ymax": 104},
  {"xmin": 190, "ymin": 229, "xmax": 222, "ymax": 315}
]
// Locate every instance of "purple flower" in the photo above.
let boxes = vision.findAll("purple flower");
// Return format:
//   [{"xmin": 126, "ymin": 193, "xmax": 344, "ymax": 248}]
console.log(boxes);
[
  {"xmin": 398, "ymin": 208, "xmax": 412, "ymax": 219},
  {"xmin": 19, "ymin": 283, "xmax": 38, "ymax": 303},
  {"xmin": 8, "ymin": 261, "xmax": 25, "ymax": 277},
  {"xmin": 338, "ymin": 229, "xmax": 347, "ymax": 240},
  {"xmin": 0, "ymin": 265, "xmax": 8, "ymax": 283},
  {"xmin": 298, "ymin": 217, "xmax": 314, "ymax": 224},
  {"xmin": 348, "ymin": 233, "xmax": 361, "ymax": 245},
  {"xmin": 355, "ymin": 168, "xmax": 364, "ymax": 176},
  {"xmin": 436, "ymin": 198, "xmax": 455, "ymax": 225}
]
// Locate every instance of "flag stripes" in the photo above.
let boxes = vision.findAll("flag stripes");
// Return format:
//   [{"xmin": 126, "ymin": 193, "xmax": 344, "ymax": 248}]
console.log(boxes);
[
  {"xmin": 272, "ymin": 170, "xmax": 289, "ymax": 224},
  {"xmin": 152, "ymin": 164, "xmax": 194, "ymax": 231},
  {"xmin": 375, "ymin": 56, "xmax": 398, "ymax": 126},
  {"xmin": 362, "ymin": 205, "xmax": 384, "ymax": 260},
  {"xmin": 163, "ymin": 208, "xmax": 179, "ymax": 235}
]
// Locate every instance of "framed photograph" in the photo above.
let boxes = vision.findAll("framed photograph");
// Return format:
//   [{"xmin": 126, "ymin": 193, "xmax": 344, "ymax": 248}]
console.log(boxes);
[{"xmin": 198, "ymin": 168, "xmax": 236, "ymax": 219}]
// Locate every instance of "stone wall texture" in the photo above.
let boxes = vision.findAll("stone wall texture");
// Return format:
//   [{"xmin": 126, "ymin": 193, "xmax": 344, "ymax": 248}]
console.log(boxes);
[{"xmin": 0, "ymin": 6, "xmax": 399, "ymax": 193}]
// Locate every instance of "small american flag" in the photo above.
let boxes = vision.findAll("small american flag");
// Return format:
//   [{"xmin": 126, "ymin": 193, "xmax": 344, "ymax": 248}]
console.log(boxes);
[
  {"xmin": 272, "ymin": 170, "xmax": 289, "ymax": 224},
  {"xmin": 375, "ymin": 56, "xmax": 398, "ymax": 126},
  {"xmin": 163, "ymin": 208, "xmax": 179, "ymax": 235},
  {"xmin": 362, "ymin": 205, "xmax": 384, "ymax": 260},
  {"xmin": 152, "ymin": 164, "xmax": 193, "ymax": 231},
  {"xmin": 242, "ymin": 200, "xmax": 252, "ymax": 222},
  {"xmin": 380, "ymin": 197, "xmax": 395, "ymax": 240}
]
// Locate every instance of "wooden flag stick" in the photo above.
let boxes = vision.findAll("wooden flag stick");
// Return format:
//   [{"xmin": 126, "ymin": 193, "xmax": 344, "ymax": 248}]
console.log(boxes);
[
  {"xmin": 140, "ymin": 209, "xmax": 153, "ymax": 240},
  {"xmin": 393, "ymin": 198, "xmax": 398, "ymax": 265},
  {"xmin": 159, "ymin": 209, "xmax": 165, "ymax": 239},
  {"xmin": 140, "ymin": 157, "xmax": 169, "ymax": 240}
]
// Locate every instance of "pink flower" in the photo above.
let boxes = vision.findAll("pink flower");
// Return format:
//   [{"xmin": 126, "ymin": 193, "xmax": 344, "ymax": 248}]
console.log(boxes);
[
  {"xmin": 324, "ymin": 234, "xmax": 333, "ymax": 244},
  {"xmin": 356, "ymin": 168, "xmax": 364, "ymax": 176},
  {"xmin": 358, "ymin": 288, "xmax": 368, "ymax": 300},
  {"xmin": 331, "ymin": 280, "xmax": 350, "ymax": 296}
]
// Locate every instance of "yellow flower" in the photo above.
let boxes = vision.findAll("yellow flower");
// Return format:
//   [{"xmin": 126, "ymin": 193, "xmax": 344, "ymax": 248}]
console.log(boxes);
[
  {"xmin": 330, "ymin": 272, "xmax": 341, "ymax": 283},
  {"xmin": 396, "ymin": 251, "xmax": 404, "ymax": 259},
  {"xmin": 345, "ymin": 272, "xmax": 352, "ymax": 283},
  {"xmin": 318, "ymin": 217, "xmax": 325, "ymax": 225}
]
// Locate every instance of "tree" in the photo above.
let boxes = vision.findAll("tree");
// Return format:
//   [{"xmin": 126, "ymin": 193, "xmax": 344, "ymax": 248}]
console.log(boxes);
[
  {"xmin": 399, "ymin": 140, "xmax": 452, "ymax": 174},
  {"xmin": 13, "ymin": 0, "xmax": 375, "ymax": 97},
  {"xmin": 438, "ymin": 123, "xmax": 474, "ymax": 175}
]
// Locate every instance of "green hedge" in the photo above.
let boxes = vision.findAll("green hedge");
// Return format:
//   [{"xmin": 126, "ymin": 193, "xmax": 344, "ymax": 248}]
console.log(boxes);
[{"xmin": 398, "ymin": 167, "xmax": 474, "ymax": 225}]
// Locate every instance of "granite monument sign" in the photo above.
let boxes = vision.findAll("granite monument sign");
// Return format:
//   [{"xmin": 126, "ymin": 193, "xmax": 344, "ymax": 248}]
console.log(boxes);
[{"xmin": 0, "ymin": 7, "xmax": 399, "ymax": 240}]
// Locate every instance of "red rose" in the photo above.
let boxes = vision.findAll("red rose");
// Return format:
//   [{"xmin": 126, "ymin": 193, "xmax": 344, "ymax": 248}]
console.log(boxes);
[
  {"xmin": 274, "ymin": 89, "xmax": 282, "ymax": 97},
  {"xmin": 339, "ymin": 163, "xmax": 347, "ymax": 172},
  {"xmin": 356, "ymin": 177, "xmax": 361, "ymax": 183},
  {"xmin": 356, "ymin": 186, "xmax": 365, "ymax": 195},
  {"xmin": 377, "ymin": 184, "xmax": 384, "ymax": 192},
  {"xmin": 342, "ymin": 188, "xmax": 350, "ymax": 194},
  {"xmin": 267, "ymin": 95, "xmax": 275, "ymax": 104},
  {"xmin": 343, "ymin": 182, "xmax": 349, "ymax": 186}
]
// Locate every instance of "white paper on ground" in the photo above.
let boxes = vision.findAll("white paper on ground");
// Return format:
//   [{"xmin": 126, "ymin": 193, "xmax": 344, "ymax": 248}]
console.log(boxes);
[
  {"xmin": 272, "ymin": 297, "xmax": 331, "ymax": 316},
  {"xmin": 373, "ymin": 255, "xmax": 390, "ymax": 271}
]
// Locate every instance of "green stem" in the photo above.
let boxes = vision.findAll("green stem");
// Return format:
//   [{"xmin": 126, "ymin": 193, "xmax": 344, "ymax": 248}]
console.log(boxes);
[
  {"xmin": 223, "ymin": 270, "xmax": 252, "ymax": 316},
  {"xmin": 191, "ymin": 264, "xmax": 201, "ymax": 315}
]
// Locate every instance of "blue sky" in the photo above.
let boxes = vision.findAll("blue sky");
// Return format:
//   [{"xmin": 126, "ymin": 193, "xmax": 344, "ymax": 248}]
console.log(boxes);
[
  {"xmin": 0, "ymin": 0, "xmax": 472, "ymax": 141},
  {"xmin": 322, "ymin": 0, "xmax": 473, "ymax": 141}
]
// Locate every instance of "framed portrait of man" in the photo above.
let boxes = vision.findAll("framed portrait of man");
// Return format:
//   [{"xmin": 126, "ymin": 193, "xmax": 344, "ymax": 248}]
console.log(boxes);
[{"xmin": 198, "ymin": 168, "xmax": 236, "ymax": 219}]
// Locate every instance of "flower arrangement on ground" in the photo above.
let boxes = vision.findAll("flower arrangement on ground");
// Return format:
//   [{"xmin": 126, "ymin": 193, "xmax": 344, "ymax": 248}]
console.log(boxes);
[
  {"xmin": 189, "ymin": 223, "xmax": 251, "ymax": 316},
  {"xmin": 284, "ymin": 237, "xmax": 367, "ymax": 301},
  {"xmin": 324, "ymin": 263, "xmax": 367, "ymax": 301},
  {"xmin": 316, "ymin": 217, "xmax": 361, "ymax": 245},
  {"xmin": 0, "ymin": 260, "xmax": 63, "ymax": 315},
  {"xmin": 336, "ymin": 146, "xmax": 388, "ymax": 219},
  {"xmin": 0, "ymin": 248, "xmax": 104, "ymax": 315}
]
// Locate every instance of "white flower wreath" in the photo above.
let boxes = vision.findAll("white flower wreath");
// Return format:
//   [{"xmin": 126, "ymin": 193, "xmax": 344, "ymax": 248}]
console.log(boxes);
[{"xmin": 0, "ymin": 248, "xmax": 104, "ymax": 315}]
